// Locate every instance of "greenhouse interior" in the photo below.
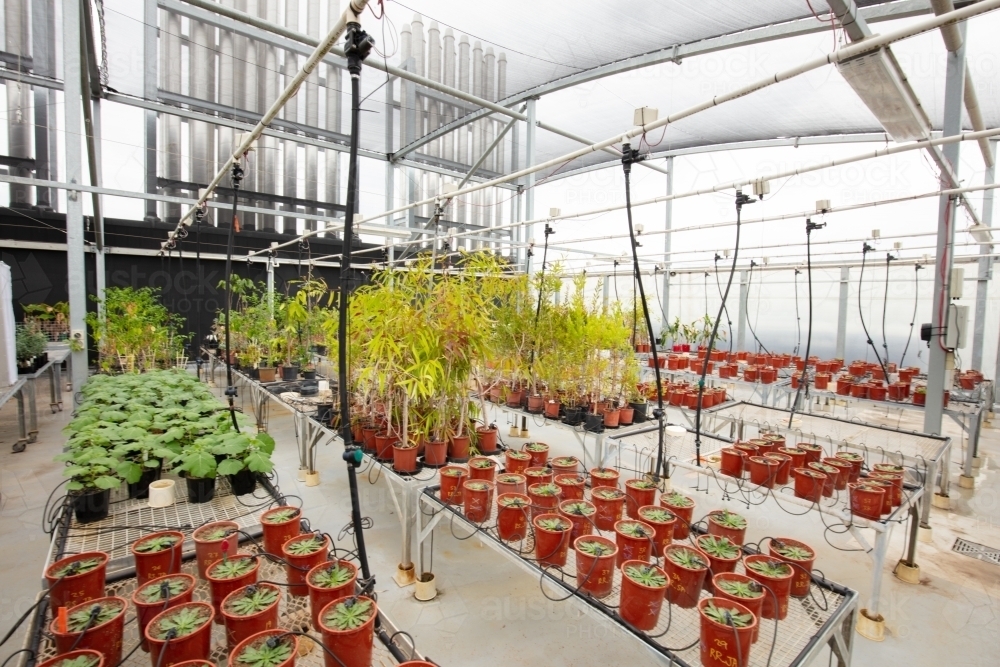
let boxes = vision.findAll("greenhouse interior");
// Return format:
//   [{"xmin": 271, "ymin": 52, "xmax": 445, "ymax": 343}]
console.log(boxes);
[{"xmin": 2, "ymin": 0, "xmax": 1000, "ymax": 666}]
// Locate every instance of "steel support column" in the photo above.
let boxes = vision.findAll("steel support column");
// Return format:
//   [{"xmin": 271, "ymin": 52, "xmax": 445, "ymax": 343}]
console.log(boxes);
[
  {"xmin": 662, "ymin": 157, "xmax": 673, "ymax": 334},
  {"xmin": 144, "ymin": 0, "xmax": 160, "ymax": 221},
  {"xmin": 737, "ymin": 271, "xmax": 748, "ymax": 351},
  {"xmin": 524, "ymin": 97, "xmax": 537, "ymax": 274},
  {"xmin": 972, "ymin": 140, "xmax": 996, "ymax": 371},
  {"xmin": 925, "ymin": 23, "xmax": 967, "ymax": 439},
  {"xmin": 837, "ymin": 267, "xmax": 850, "ymax": 360}
]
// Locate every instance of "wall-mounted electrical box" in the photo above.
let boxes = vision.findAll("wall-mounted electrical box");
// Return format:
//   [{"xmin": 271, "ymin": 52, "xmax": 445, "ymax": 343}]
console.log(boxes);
[
  {"xmin": 949, "ymin": 267, "xmax": 965, "ymax": 299},
  {"xmin": 754, "ymin": 179, "xmax": 770, "ymax": 198},
  {"xmin": 945, "ymin": 304, "xmax": 969, "ymax": 349},
  {"xmin": 816, "ymin": 199, "xmax": 831, "ymax": 212},
  {"xmin": 633, "ymin": 107, "xmax": 659, "ymax": 126}
]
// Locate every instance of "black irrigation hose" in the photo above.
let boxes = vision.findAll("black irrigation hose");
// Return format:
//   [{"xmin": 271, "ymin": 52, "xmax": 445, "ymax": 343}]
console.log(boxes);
[
  {"xmin": 714, "ymin": 255, "xmax": 734, "ymax": 355},
  {"xmin": 881, "ymin": 254, "xmax": 895, "ymax": 367},
  {"xmin": 793, "ymin": 268, "xmax": 802, "ymax": 356},
  {"xmin": 788, "ymin": 220, "xmax": 824, "ymax": 428},
  {"xmin": 745, "ymin": 262, "xmax": 771, "ymax": 356},
  {"xmin": 899, "ymin": 264, "xmax": 923, "ymax": 369},
  {"xmin": 858, "ymin": 245, "xmax": 891, "ymax": 383},
  {"xmin": 67, "ymin": 606, "xmax": 101, "ymax": 652},
  {"xmin": 223, "ymin": 161, "xmax": 243, "ymax": 433},
  {"xmin": 0, "ymin": 651, "xmax": 33, "ymax": 667}
]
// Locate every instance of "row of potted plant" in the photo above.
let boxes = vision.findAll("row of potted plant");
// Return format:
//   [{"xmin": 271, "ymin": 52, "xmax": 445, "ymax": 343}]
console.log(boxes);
[{"xmin": 86, "ymin": 286, "xmax": 189, "ymax": 373}]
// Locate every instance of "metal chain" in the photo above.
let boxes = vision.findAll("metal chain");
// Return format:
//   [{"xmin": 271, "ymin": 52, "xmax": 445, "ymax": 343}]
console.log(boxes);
[{"xmin": 95, "ymin": 0, "xmax": 110, "ymax": 88}]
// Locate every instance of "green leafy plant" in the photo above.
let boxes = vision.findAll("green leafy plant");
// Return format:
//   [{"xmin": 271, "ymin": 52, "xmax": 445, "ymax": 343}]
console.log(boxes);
[
  {"xmin": 86, "ymin": 287, "xmax": 187, "ymax": 372},
  {"xmin": 465, "ymin": 481, "xmax": 489, "ymax": 492},
  {"xmin": 617, "ymin": 522, "xmax": 651, "ymax": 538},
  {"xmin": 525, "ymin": 468, "xmax": 550, "ymax": 477},
  {"xmin": 497, "ymin": 474, "xmax": 523, "ymax": 484},
  {"xmin": 747, "ymin": 559, "xmax": 792, "ymax": 578},
  {"xmin": 577, "ymin": 540, "xmax": 614, "ymax": 557},
  {"xmin": 638, "ymin": 507, "xmax": 674, "ymax": 523},
  {"xmin": 524, "ymin": 443, "xmax": 548, "ymax": 452},
  {"xmin": 591, "ymin": 469, "xmax": 617, "ymax": 478},
  {"xmin": 662, "ymin": 492, "xmax": 693, "ymax": 507},
  {"xmin": 50, "ymin": 655, "xmax": 100, "ymax": 667},
  {"xmin": 561, "ymin": 501, "xmax": 594, "ymax": 515},
  {"xmin": 499, "ymin": 496, "xmax": 529, "ymax": 508},
  {"xmin": 702, "ymin": 601, "xmax": 754, "ymax": 627},
  {"xmin": 55, "ymin": 445, "xmax": 122, "ymax": 493},
  {"xmin": 441, "ymin": 468, "xmax": 465, "ymax": 477},
  {"xmin": 717, "ymin": 578, "xmax": 763, "ymax": 599},
  {"xmin": 138, "ymin": 577, "xmax": 190, "ymax": 603},
  {"xmin": 263, "ymin": 508, "xmax": 300, "ymax": 524},
  {"xmin": 553, "ymin": 457, "xmax": 577, "ymax": 466},
  {"xmin": 628, "ymin": 479, "xmax": 657, "ymax": 490},
  {"xmin": 667, "ymin": 547, "xmax": 707, "ymax": 570},
  {"xmin": 470, "ymin": 458, "xmax": 495, "ymax": 469},
  {"xmin": 134, "ymin": 535, "xmax": 179, "ymax": 553},
  {"xmin": 592, "ymin": 488, "xmax": 623, "ymax": 500},
  {"xmin": 236, "ymin": 637, "xmax": 293, "ymax": 667},
  {"xmin": 310, "ymin": 563, "xmax": 354, "ymax": 588},
  {"xmin": 535, "ymin": 517, "xmax": 569, "ymax": 531},
  {"xmin": 698, "ymin": 535, "xmax": 740, "ymax": 559},
  {"xmin": 623, "ymin": 564, "xmax": 666, "ymax": 587},
  {"xmin": 52, "ymin": 558, "xmax": 101, "ymax": 578},
  {"xmin": 15, "ymin": 324, "xmax": 47, "ymax": 362},
  {"xmin": 197, "ymin": 526, "xmax": 230, "ymax": 542},
  {"xmin": 322, "ymin": 597, "xmax": 374, "ymax": 631},
  {"xmin": 507, "ymin": 451, "xmax": 531, "ymax": 460},
  {"xmin": 531, "ymin": 483, "xmax": 559, "ymax": 496},
  {"xmin": 66, "ymin": 601, "xmax": 123, "ymax": 632},
  {"xmin": 772, "ymin": 541, "xmax": 813, "ymax": 561},
  {"xmin": 210, "ymin": 557, "xmax": 256, "ymax": 580},
  {"xmin": 152, "ymin": 605, "xmax": 211, "ymax": 639},
  {"xmin": 285, "ymin": 536, "xmax": 325, "ymax": 556},
  {"xmin": 710, "ymin": 510, "xmax": 747, "ymax": 530},
  {"xmin": 226, "ymin": 585, "xmax": 279, "ymax": 616}
]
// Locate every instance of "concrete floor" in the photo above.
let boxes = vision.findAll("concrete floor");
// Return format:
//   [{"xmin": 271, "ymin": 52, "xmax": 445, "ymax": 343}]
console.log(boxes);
[{"xmin": 2, "ymin": 375, "xmax": 999, "ymax": 666}]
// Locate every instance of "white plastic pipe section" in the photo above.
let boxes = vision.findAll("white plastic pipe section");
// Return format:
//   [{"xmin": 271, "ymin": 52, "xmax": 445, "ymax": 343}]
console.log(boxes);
[
  {"xmin": 169, "ymin": 0, "xmax": 370, "ymax": 238},
  {"xmin": 5, "ymin": 0, "xmax": 32, "ymax": 207}
]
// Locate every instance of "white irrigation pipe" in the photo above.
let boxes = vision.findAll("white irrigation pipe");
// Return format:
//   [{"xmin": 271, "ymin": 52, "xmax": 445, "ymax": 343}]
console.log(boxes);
[
  {"xmin": 163, "ymin": 0, "xmax": 370, "ymax": 247},
  {"xmin": 304, "ymin": 0, "xmax": 1000, "ymax": 262}
]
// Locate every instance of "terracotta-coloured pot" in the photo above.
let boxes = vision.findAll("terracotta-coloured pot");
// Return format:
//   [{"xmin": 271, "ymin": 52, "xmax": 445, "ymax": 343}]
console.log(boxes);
[
  {"xmin": 619, "ymin": 560, "xmax": 668, "ymax": 630},
  {"xmin": 449, "ymin": 435, "xmax": 471, "ymax": 462},
  {"xmin": 573, "ymin": 535, "xmax": 618, "ymax": 598},
  {"xmin": 589, "ymin": 468, "xmax": 620, "ymax": 489},
  {"xmin": 698, "ymin": 597, "xmax": 757, "ymax": 666},
  {"xmin": 496, "ymin": 493, "xmax": 531, "ymax": 541},
  {"xmin": 526, "ymin": 483, "xmax": 561, "ymax": 520},
  {"xmin": 760, "ymin": 367, "xmax": 778, "ymax": 384},
  {"xmin": 720, "ymin": 448, "xmax": 745, "ymax": 478},
  {"xmin": 50, "ymin": 596, "xmax": 127, "ymax": 666},
  {"xmin": 743, "ymin": 554, "xmax": 794, "ymax": 620},
  {"xmin": 558, "ymin": 499, "xmax": 597, "ymax": 543},
  {"xmin": 913, "ymin": 390, "xmax": 926, "ymax": 406},
  {"xmin": 373, "ymin": 433, "xmax": 396, "ymax": 461},
  {"xmin": 193, "ymin": 521, "xmax": 239, "ymax": 580},
  {"xmin": 793, "ymin": 468, "xmax": 826, "ymax": 502},
  {"xmin": 614, "ymin": 520, "xmax": 655, "ymax": 566},
  {"xmin": 206, "ymin": 556, "xmax": 260, "ymax": 621},
  {"xmin": 767, "ymin": 537, "xmax": 815, "ymax": 598},
  {"xmin": 778, "ymin": 447, "xmax": 807, "ymax": 471},
  {"xmin": 318, "ymin": 595, "xmax": 377, "ymax": 667},
  {"xmin": 221, "ymin": 582, "xmax": 281, "ymax": 650},
  {"xmin": 392, "ymin": 444, "xmax": 419, "ymax": 473},
  {"xmin": 533, "ymin": 514, "xmax": 572, "ymax": 567},
  {"xmin": 35, "ymin": 651, "xmax": 105, "ymax": 667},
  {"xmin": 438, "ymin": 467, "xmax": 468, "ymax": 504},
  {"xmin": 495, "ymin": 473, "xmax": 527, "ymax": 496},
  {"xmin": 743, "ymin": 366, "xmax": 759, "ymax": 382},
  {"xmin": 711, "ymin": 573, "xmax": 765, "ymax": 644},
  {"xmin": 619, "ymin": 406, "xmax": 635, "ymax": 426},
  {"xmin": 850, "ymin": 383, "xmax": 868, "ymax": 399},
  {"xmin": 899, "ymin": 368, "xmax": 917, "ymax": 383},
  {"xmin": 550, "ymin": 456, "xmax": 580, "ymax": 476},
  {"xmin": 524, "ymin": 466, "xmax": 554, "ymax": 486},
  {"xmin": 798, "ymin": 444, "xmax": 824, "ymax": 465},
  {"xmin": 869, "ymin": 472, "xmax": 903, "ymax": 507},
  {"xmin": 145, "ymin": 602, "xmax": 214, "ymax": 667},
  {"xmin": 523, "ymin": 443, "xmax": 549, "ymax": 467},
  {"xmin": 554, "ymin": 474, "xmax": 586, "ymax": 501},
  {"xmin": 306, "ymin": 560, "xmax": 358, "ymax": 632},
  {"xmin": 662, "ymin": 545, "xmax": 710, "ymax": 608},
  {"xmin": 696, "ymin": 535, "xmax": 741, "ymax": 592},
  {"xmin": 281, "ymin": 534, "xmax": 330, "ymax": 597},
  {"xmin": 603, "ymin": 408, "xmax": 621, "ymax": 428},
  {"xmin": 834, "ymin": 452, "xmax": 864, "ymax": 483},
  {"xmin": 463, "ymin": 480, "xmax": 495, "ymax": 523},
  {"xmin": 868, "ymin": 384, "xmax": 888, "ymax": 401},
  {"xmin": 45, "ymin": 552, "xmax": 109, "ymax": 611},
  {"xmin": 660, "ymin": 495, "xmax": 695, "ymax": 540},
  {"xmin": 822, "ymin": 458, "xmax": 853, "ymax": 491},
  {"xmin": 527, "ymin": 394, "xmax": 545, "ymax": 413},
  {"xmin": 261, "ymin": 506, "xmax": 303, "ymax": 557},
  {"xmin": 504, "ymin": 450, "xmax": 531, "ymax": 474},
  {"xmin": 468, "ymin": 456, "xmax": 497, "ymax": 482},
  {"xmin": 544, "ymin": 399, "xmax": 561, "ymax": 419},
  {"xmin": 131, "ymin": 573, "xmax": 196, "ymax": 652},
  {"xmin": 131, "ymin": 531, "xmax": 185, "ymax": 587},
  {"xmin": 624, "ymin": 479, "xmax": 657, "ymax": 519},
  {"xmin": 638, "ymin": 506, "xmax": 677, "ymax": 558},
  {"xmin": 423, "ymin": 440, "xmax": 448, "ymax": 466},
  {"xmin": 748, "ymin": 456, "xmax": 779, "ymax": 488},
  {"xmin": 476, "ymin": 427, "xmax": 499, "ymax": 455},
  {"xmin": 228, "ymin": 630, "xmax": 298, "ymax": 667},
  {"xmin": 836, "ymin": 378, "xmax": 853, "ymax": 396},
  {"xmin": 591, "ymin": 488, "xmax": 625, "ymax": 531},
  {"xmin": 360, "ymin": 427, "xmax": 378, "ymax": 454},
  {"xmin": 706, "ymin": 511, "xmax": 747, "ymax": 545},
  {"xmin": 766, "ymin": 453, "xmax": 792, "ymax": 486},
  {"xmin": 808, "ymin": 463, "xmax": 838, "ymax": 497},
  {"xmin": 866, "ymin": 479, "xmax": 895, "ymax": 514}
]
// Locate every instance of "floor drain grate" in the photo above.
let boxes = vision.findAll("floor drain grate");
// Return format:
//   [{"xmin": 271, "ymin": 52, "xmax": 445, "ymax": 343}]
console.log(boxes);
[{"xmin": 952, "ymin": 538, "xmax": 1000, "ymax": 565}]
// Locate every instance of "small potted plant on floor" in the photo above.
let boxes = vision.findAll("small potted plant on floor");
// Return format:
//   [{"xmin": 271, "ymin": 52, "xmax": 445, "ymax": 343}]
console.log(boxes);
[
  {"xmin": 36, "ymin": 650, "xmax": 104, "ymax": 667},
  {"xmin": 707, "ymin": 509, "xmax": 748, "ymax": 545},
  {"xmin": 207, "ymin": 555, "xmax": 261, "ymax": 622},
  {"xmin": 698, "ymin": 598, "xmax": 756, "ymax": 667},
  {"xmin": 221, "ymin": 583, "xmax": 282, "ymax": 650},
  {"xmin": 712, "ymin": 572, "xmax": 765, "ymax": 643},
  {"xmin": 614, "ymin": 520, "xmax": 655, "ymax": 566},
  {"xmin": 261, "ymin": 506, "xmax": 302, "ymax": 557},
  {"xmin": 145, "ymin": 601, "xmax": 215, "ymax": 667},
  {"xmin": 463, "ymin": 479, "xmax": 495, "ymax": 523},
  {"xmin": 229, "ymin": 629, "xmax": 299, "ymax": 667},
  {"xmin": 660, "ymin": 491, "xmax": 695, "ymax": 540},
  {"xmin": 131, "ymin": 574, "xmax": 196, "ymax": 651},
  {"xmin": 573, "ymin": 535, "xmax": 618, "ymax": 598},
  {"xmin": 558, "ymin": 500, "xmax": 596, "ymax": 543},
  {"xmin": 624, "ymin": 478, "xmax": 657, "ymax": 519},
  {"xmin": 306, "ymin": 560, "xmax": 359, "ymax": 631},
  {"xmin": 318, "ymin": 596, "xmax": 377, "ymax": 667},
  {"xmin": 131, "ymin": 531, "xmax": 184, "ymax": 586},
  {"xmin": 533, "ymin": 514, "xmax": 572, "ymax": 567},
  {"xmin": 438, "ymin": 466, "xmax": 468, "ymax": 504},
  {"xmin": 281, "ymin": 533, "xmax": 330, "ymax": 597},
  {"xmin": 50, "ymin": 596, "xmax": 128, "ymax": 666},
  {"xmin": 193, "ymin": 521, "xmax": 240, "ymax": 580},
  {"xmin": 768, "ymin": 537, "xmax": 816, "ymax": 598},
  {"xmin": 44, "ymin": 552, "xmax": 108, "ymax": 611},
  {"xmin": 696, "ymin": 534, "xmax": 742, "ymax": 590},
  {"xmin": 744, "ymin": 555, "xmax": 794, "ymax": 620},
  {"xmin": 619, "ymin": 561, "xmax": 669, "ymax": 630},
  {"xmin": 662, "ymin": 545, "xmax": 710, "ymax": 608}
]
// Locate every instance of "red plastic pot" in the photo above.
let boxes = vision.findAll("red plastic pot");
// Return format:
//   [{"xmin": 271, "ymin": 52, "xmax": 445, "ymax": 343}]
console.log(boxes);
[
  {"xmin": 423, "ymin": 440, "xmax": 448, "ymax": 466},
  {"xmin": 766, "ymin": 453, "xmax": 792, "ymax": 486},
  {"xmin": 282, "ymin": 534, "xmax": 330, "ymax": 597},
  {"xmin": 591, "ymin": 488, "xmax": 625, "ymax": 531},
  {"xmin": 131, "ymin": 531, "xmax": 185, "ymax": 586},
  {"xmin": 221, "ymin": 582, "xmax": 281, "ymax": 650},
  {"xmin": 228, "ymin": 630, "xmax": 298, "ymax": 667},
  {"xmin": 814, "ymin": 373, "xmax": 831, "ymax": 390},
  {"xmin": 207, "ymin": 556, "xmax": 260, "ymax": 621},
  {"xmin": 868, "ymin": 384, "xmax": 888, "ymax": 401},
  {"xmin": 497, "ymin": 493, "xmax": 531, "ymax": 541},
  {"xmin": 506, "ymin": 389, "xmax": 524, "ymax": 408},
  {"xmin": 504, "ymin": 450, "xmax": 531, "ymax": 474},
  {"xmin": 767, "ymin": 537, "xmax": 815, "ymax": 598},
  {"xmin": 834, "ymin": 452, "xmax": 864, "ymax": 483},
  {"xmin": 468, "ymin": 456, "xmax": 497, "ymax": 482},
  {"xmin": 619, "ymin": 560, "xmax": 668, "ymax": 630},
  {"xmin": 778, "ymin": 447, "xmax": 807, "ymax": 471},
  {"xmin": 145, "ymin": 602, "xmax": 214, "ymax": 667},
  {"xmin": 798, "ymin": 444, "xmax": 824, "ymax": 465},
  {"xmin": 318, "ymin": 595, "xmax": 377, "ymax": 667},
  {"xmin": 744, "ymin": 554, "xmax": 794, "ymax": 619},
  {"xmin": 544, "ymin": 399, "xmax": 561, "ymax": 419},
  {"xmin": 131, "ymin": 573, "xmax": 196, "ymax": 652},
  {"xmin": 707, "ymin": 511, "xmax": 747, "ymax": 545},
  {"xmin": 913, "ymin": 390, "xmax": 926, "ymax": 406},
  {"xmin": 50, "ymin": 596, "xmax": 127, "ymax": 666},
  {"xmin": 867, "ymin": 479, "xmax": 895, "ymax": 514},
  {"xmin": 36, "ymin": 651, "xmax": 105, "ymax": 667},
  {"xmin": 698, "ymin": 597, "xmax": 757, "ymax": 666},
  {"xmin": 696, "ymin": 535, "xmax": 741, "ymax": 591},
  {"xmin": 526, "ymin": 483, "xmax": 561, "ymax": 520},
  {"xmin": 760, "ymin": 367, "xmax": 777, "ymax": 384},
  {"xmin": 45, "ymin": 551, "xmax": 109, "ymax": 611},
  {"xmin": 614, "ymin": 520, "xmax": 654, "ymax": 566},
  {"xmin": 749, "ymin": 438, "xmax": 774, "ymax": 456},
  {"xmin": 660, "ymin": 495, "xmax": 695, "ymax": 540},
  {"xmin": 306, "ymin": 560, "xmax": 358, "ymax": 632},
  {"xmin": 619, "ymin": 406, "xmax": 635, "ymax": 426},
  {"xmin": 822, "ymin": 458, "xmax": 853, "ymax": 491},
  {"xmin": 524, "ymin": 466, "xmax": 554, "ymax": 485},
  {"xmin": 438, "ymin": 466, "xmax": 468, "ymax": 504},
  {"xmin": 573, "ymin": 535, "xmax": 618, "ymax": 598},
  {"xmin": 793, "ymin": 468, "xmax": 826, "ymax": 502},
  {"xmin": 523, "ymin": 443, "xmax": 549, "ymax": 467},
  {"xmin": 720, "ymin": 448, "xmax": 745, "ymax": 478},
  {"xmin": 373, "ymin": 433, "xmax": 395, "ymax": 460},
  {"xmin": 899, "ymin": 368, "xmax": 917, "ymax": 383},
  {"xmin": 527, "ymin": 394, "xmax": 545, "ymax": 413},
  {"xmin": 495, "ymin": 473, "xmax": 526, "ymax": 496},
  {"xmin": 193, "ymin": 521, "xmax": 239, "ymax": 580},
  {"xmin": 393, "ymin": 444, "xmax": 419, "ymax": 473},
  {"xmin": 554, "ymin": 474, "xmax": 586, "ymax": 501},
  {"xmin": 836, "ymin": 378, "xmax": 853, "ymax": 395},
  {"xmin": 638, "ymin": 506, "xmax": 677, "ymax": 557},
  {"xmin": 869, "ymin": 472, "xmax": 903, "ymax": 506},
  {"xmin": 449, "ymin": 435, "xmax": 471, "ymax": 462},
  {"xmin": 807, "ymin": 463, "xmax": 838, "ymax": 497},
  {"xmin": 850, "ymin": 383, "xmax": 868, "ymax": 399},
  {"xmin": 888, "ymin": 382, "xmax": 907, "ymax": 401},
  {"xmin": 533, "ymin": 514, "xmax": 572, "ymax": 567},
  {"xmin": 711, "ymin": 573, "xmax": 765, "ymax": 643},
  {"xmin": 360, "ymin": 427, "xmax": 378, "ymax": 454},
  {"xmin": 624, "ymin": 480, "xmax": 657, "ymax": 519},
  {"xmin": 662, "ymin": 545, "xmax": 710, "ymax": 608},
  {"xmin": 748, "ymin": 456, "xmax": 779, "ymax": 488},
  {"xmin": 463, "ymin": 480, "xmax": 495, "ymax": 522},
  {"xmin": 550, "ymin": 456, "xmax": 580, "ymax": 476},
  {"xmin": 589, "ymin": 468, "xmax": 620, "ymax": 489},
  {"xmin": 261, "ymin": 506, "xmax": 303, "ymax": 557},
  {"xmin": 743, "ymin": 366, "xmax": 759, "ymax": 382},
  {"xmin": 603, "ymin": 408, "xmax": 621, "ymax": 428}
]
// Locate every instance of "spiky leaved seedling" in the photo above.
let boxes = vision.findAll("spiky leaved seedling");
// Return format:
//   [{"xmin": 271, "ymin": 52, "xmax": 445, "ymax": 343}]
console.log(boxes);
[
  {"xmin": 152, "ymin": 605, "xmax": 211, "ymax": 639},
  {"xmin": 617, "ymin": 522, "xmax": 651, "ymax": 538},
  {"xmin": 591, "ymin": 468, "xmax": 617, "ymax": 478},
  {"xmin": 662, "ymin": 492, "xmax": 693, "ymax": 507},
  {"xmin": 577, "ymin": 540, "xmax": 614, "ymax": 557},
  {"xmin": 553, "ymin": 457, "xmax": 577, "ymax": 466},
  {"xmin": 525, "ymin": 443, "xmax": 548, "ymax": 452},
  {"xmin": 197, "ymin": 526, "xmax": 230, "ymax": 542},
  {"xmin": 639, "ymin": 507, "xmax": 674, "ymax": 523},
  {"xmin": 628, "ymin": 479, "xmax": 657, "ymax": 490},
  {"xmin": 836, "ymin": 452, "xmax": 862, "ymax": 461},
  {"xmin": 499, "ymin": 495, "xmax": 529, "ymax": 508},
  {"xmin": 623, "ymin": 564, "xmax": 666, "ymax": 587},
  {"xmin": 138, "ymin": 577, "xmax": 190, "ymax": 603},
  {"xmin": 322, "ymin": 597, "xmax": 374, "ymax": 631},
  {"xmin": 51, "ymin": 655, "xmax": 100, "ymax": 667},
  {"xmin": 310, "ymin": 563, "xmax": 354, "ymax": 588},
  {"xmin": 711, "ymin": 510, "xmax": 746, "ymax": 530},
  {"xmin": 497, "ymin": 474, "xmax": 522, "ymax": 484},
  {"xmin": 441, "ymin": 468, "xmax": 466, "ymax": 477},
  {"xmin": 702, "ymin": 601, "xmax": 754, "ymax": 627},
  {"xmin": 698, "ymin": 535, "xmax": 740, "ymax": 560},
  {"xmin": 210, "ymin": 557, "xmax": 256, "ymax": 580},
  {"xmin": 717, "ymin": 578, "xmax": 763, "ymax": 599},
  {"xmin": 471, "ymin": 458, "xmax": 495, "ymax": 468},
  {"xmin": 235, "ymin": 637, "xmax": 293, "ymax": 667},
  {"xmin": 526, "ymin": 468, "xmax": 550, "ymax": 477},
  {"xmin": 772, "ymin": 540, "xmax": 813, "ymax": 561},
  {"xmin": 562, "ymin": 501, "xmax": 594, "ymax": 516},
  {"xmin": 465, "ymin": 481, "xmax": 489, "ymax": 492},
  {"xmin": 263, "ymin": 508, "xmax": 299, "ymax": 524},
  {"xmin": 67, "ymin": 601, "xmax": 123, "ymax": 632},
  {"xmin": 747, "ymin": 559, "xmax": 792, "ymax": 578},
  {"xmin": 811, "ymin": 463, "xmax": 838, "ymax": 475},
  {"xmin": 535, "ymin": 517, "xmax": 570, "ymax": 532},
  {"xmin": 227, "ymin": 585, "xmax": 279, "ymax": 616},
  {"xmin": 53, "ymin": 558, "xmax": 101, "ymax": 578},
  {"xmin": 592, "ymin": 487, "xmax": 623, "ymax": 500},
  {"xmin": 667, "ymin": 547, "xmax": 707, "ymax": 570},
  {"xmin": 531, "ymin": 483, "xmax": 559, "ymax": 496},
  {"xmin": 134, "ymin": 535, "xmax": 179, "ymax": 553},
  {"xmin": 507, "ymin": 451, "xmax": 531, "ymax": 460},
  {"xmin": 285, "ymin": 536, "xmax": 324, "ymax": 556}
]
